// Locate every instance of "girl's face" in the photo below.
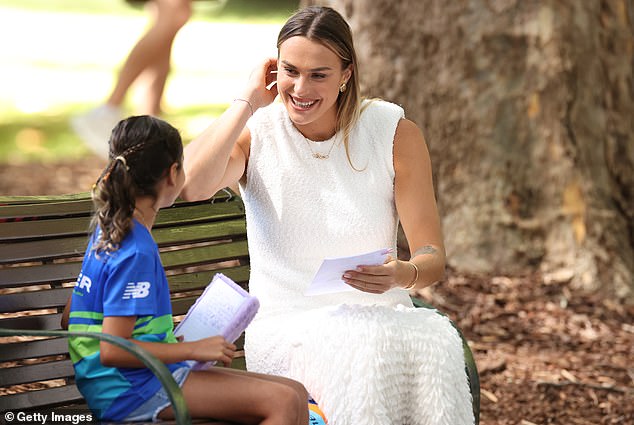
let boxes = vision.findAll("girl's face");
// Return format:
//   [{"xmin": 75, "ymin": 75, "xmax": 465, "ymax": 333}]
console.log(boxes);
[{"xmin": 277, "ymin": 36, "xmax": 351, "ymax": 140}]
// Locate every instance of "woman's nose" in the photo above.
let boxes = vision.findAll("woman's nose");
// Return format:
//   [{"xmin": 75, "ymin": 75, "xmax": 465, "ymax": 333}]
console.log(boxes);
[{"xmin": 293, "ymin": 75, "xmax": 310, "ymax": 96}]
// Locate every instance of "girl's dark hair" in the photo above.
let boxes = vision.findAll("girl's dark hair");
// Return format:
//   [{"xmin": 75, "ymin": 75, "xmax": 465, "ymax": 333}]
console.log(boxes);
[
  {"xmin": 91, "ymin": 115, "xmax": 183, "ymax": 254},
  {"xmin": 277, "ymin": 6, "xmax": 362, "ymax": 168}
]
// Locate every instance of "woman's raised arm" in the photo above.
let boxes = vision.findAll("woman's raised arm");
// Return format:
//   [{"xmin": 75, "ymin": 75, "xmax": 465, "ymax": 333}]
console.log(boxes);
[{"xmin": 181, "ymin": 58, "xmax": 278, "ymax": 201}]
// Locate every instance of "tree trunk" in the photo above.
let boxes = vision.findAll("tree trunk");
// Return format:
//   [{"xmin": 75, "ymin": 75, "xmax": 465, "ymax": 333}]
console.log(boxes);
[{"xmin": 303, "ymin": 0, "xmax": 634, "ymax": 301}]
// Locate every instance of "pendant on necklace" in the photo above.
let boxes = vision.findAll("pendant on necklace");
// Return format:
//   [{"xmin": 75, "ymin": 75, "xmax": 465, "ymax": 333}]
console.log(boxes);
[{"xmin": 312, "ymin": 153, "xmax": 329, "ymax": 159}]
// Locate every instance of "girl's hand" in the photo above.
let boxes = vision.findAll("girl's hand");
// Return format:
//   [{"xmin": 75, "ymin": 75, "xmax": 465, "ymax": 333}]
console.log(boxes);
[
  {"xmin": 189, "ymin": 336, "xmax": 236, "ymax": 367},
  {"xmin": 242, "ymin": 57, "xmax": 278, "ymax": 112},
  {"xmin": 342, "ymin": 256, "xmax": 416, "ymax": 294}
]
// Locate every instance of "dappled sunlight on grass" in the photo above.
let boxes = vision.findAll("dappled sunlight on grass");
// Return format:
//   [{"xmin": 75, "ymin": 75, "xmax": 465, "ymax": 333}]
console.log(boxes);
[
  {"xmin": 0, "ymin": 1, "xmax": 292, "ymax": 165},
  {"xmin": 0, "ymin": 0, "xmax": 297, "ymax": 23},
  {"xmin": 0, "ymin": 103, "xmax": 230, "ymax": 163},
  {"xmin": 0, "ymin": 107, "xmax": 89, "ymax": 164}
]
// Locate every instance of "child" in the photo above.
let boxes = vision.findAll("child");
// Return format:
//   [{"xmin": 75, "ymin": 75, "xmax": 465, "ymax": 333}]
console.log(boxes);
[{"xmin": 64, "ymin": 115, "xmax": 309, "ymax": 423}]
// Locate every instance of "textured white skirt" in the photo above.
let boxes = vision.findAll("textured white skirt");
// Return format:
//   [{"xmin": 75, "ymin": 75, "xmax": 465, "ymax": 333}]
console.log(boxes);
[{"xmin": 245, "ymin": 303, "xmax": 475, "ymax": 425}]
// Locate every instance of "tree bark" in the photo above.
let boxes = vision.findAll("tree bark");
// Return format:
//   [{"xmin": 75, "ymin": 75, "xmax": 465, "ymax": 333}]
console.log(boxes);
[{"xmin": 302, "ymin": 0, "xmax": 634, "ymax": 301}]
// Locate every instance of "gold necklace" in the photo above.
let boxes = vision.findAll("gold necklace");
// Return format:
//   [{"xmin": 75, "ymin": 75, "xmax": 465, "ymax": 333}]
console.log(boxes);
[{"xmin": 303, "ymin": 135, "xmax": 337, "ymax": 160}]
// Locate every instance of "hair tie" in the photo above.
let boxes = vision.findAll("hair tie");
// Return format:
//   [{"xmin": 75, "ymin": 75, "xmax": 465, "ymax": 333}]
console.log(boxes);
[{"xmin": 114, "ymin": 155, "xmax": 129, "ymax": 170}]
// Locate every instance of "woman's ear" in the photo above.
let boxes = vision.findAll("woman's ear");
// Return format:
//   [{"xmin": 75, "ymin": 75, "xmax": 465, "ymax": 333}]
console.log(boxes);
[{"xmin": 343, "ymin": 64, "xmax": 353, "ymax": 85}]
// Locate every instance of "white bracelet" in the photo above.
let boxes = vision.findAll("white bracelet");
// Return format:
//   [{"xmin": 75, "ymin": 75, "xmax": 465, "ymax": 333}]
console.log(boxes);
[{"xmin": 233, "ymin": 98, "xmax": 254, "ymax": 116}]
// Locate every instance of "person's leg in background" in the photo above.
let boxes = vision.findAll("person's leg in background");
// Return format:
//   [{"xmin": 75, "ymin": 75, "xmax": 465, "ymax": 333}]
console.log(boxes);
[{"xmin": 72, "ymin": 0, "xmax": 192, "ymax": 158}]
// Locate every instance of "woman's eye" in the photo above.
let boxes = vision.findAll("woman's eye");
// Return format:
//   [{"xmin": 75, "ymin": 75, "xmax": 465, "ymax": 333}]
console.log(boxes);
[
  {"xmin": 284, "ymin": 68, "xmax": 298, "ymax": 75},
  {"xmin": 312, "ymin": 73, "xmax": 326, "ymax": 79}
]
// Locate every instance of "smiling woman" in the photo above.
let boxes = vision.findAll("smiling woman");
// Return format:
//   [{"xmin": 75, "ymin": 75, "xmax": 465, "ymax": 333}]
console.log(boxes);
[{"xmin": 180, "ymin": 5, "xmax": 475, "ymax": 425}]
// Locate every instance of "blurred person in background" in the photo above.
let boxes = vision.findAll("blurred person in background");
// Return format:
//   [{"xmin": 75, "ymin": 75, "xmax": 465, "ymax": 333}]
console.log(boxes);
[{"xmin": 72, "ymin": 0, "xmax": 192, "ymax": 158}]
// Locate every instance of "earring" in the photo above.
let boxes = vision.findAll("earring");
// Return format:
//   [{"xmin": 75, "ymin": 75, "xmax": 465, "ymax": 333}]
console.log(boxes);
[{"xmin": 339, "ymin": 82, "xmax": 347, "ymax": 93}]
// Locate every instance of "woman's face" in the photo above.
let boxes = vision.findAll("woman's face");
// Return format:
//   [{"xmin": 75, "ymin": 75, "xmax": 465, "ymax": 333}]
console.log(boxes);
[{"xmin": 277, "ymin": 36, "xmax": 351, "ymax": 140}]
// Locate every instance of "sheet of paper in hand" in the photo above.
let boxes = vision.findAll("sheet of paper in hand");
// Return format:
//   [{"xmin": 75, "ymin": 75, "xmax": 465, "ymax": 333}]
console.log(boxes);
[
  {"xmin": 174, "ymin": 273, "xmax": 259, "ymax": 369},
  {"xmin": 304, "ymin": 248, "xmax": 392, "ymax": 296}
]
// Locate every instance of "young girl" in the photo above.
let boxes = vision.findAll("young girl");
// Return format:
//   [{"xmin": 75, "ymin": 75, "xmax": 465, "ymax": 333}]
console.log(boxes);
[{"xmin": 64, "ymin": 115, "xmax": 309, "ymax": 424}]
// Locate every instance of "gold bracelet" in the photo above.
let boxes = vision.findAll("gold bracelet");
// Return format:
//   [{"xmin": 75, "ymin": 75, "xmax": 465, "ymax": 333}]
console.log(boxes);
[{"xmin": 404, "ymin": 261, "xmax": 419, "ymax": 290}]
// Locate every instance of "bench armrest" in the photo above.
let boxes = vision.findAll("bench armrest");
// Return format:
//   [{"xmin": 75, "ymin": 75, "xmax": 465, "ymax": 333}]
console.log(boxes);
[
  {"xmin": 411, "ymin": 297, "xmax": 480, "ymax": 424},
  {"xmin": 0, "ymin": 328, "xmax": 191, "ymax": 425}
]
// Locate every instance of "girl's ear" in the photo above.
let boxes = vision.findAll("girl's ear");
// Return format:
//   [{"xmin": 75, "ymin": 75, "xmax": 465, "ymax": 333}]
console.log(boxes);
[{"xmin": 167, "ymin": 162, "xmax": 180, "ymax": 186}]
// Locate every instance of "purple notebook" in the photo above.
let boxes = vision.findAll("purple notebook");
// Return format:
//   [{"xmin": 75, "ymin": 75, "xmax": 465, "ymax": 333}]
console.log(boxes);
[{"xmin": 174, "ymin": 273, "xmax": 259, "ymax": 369}]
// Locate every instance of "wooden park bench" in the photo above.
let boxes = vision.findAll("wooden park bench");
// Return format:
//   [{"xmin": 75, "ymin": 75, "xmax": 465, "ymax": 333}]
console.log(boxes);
[{"xmin": 0, "ymin": 190, "xmax": 480, "ymax": 424}]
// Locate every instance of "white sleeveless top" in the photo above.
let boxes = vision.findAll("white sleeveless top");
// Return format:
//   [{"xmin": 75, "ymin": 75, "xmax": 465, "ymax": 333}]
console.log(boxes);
[
  {"xmin": 240, "ymin": 101, "xmax": 475, "ymax": 425},
  {"xmin": 241, "ymin": 99, "xmax": 412, "ymax": 317}
]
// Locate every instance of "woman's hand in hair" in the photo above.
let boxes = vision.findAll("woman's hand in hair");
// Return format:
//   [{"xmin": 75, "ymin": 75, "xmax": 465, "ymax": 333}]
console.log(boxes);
[{"xmin": 242, "ymin": 57, "xmax": 278, "ymax": 112}]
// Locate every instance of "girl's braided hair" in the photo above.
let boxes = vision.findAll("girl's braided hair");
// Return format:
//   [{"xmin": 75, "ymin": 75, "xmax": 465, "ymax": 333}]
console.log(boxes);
[{"xmin": 91, "ymin": 115, "xmax": 183, "ymax": 254}]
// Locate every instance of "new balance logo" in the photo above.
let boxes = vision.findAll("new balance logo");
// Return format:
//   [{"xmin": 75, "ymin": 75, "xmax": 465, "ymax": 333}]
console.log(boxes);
[{"xmin": 122, "ymin": 281, "xmax": 151, "ymax": 299}]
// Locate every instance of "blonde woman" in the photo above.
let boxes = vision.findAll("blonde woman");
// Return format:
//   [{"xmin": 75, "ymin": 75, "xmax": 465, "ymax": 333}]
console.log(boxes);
[{"xmin": 183, "ymin": 6, "xmax": 474, "ymax": 425}]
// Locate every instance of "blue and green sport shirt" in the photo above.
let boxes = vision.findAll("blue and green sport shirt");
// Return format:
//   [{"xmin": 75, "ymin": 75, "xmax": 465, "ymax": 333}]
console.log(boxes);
[{"xmin": 68, "ymin": 220, "xmax": 188, "ymax": 421}]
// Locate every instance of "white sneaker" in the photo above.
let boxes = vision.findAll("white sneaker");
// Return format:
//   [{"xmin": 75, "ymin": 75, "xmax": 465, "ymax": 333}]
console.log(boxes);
[{"xmin": 71, "ymin": 105, "xmax": 123, "ymax": 159}]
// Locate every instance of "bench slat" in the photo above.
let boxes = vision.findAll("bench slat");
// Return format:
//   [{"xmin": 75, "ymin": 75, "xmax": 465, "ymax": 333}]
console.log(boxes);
[
  {"xmin": 0, "ymin": 236, "xmax": 87, "ymax": 265},
  {"xmin": 0, "ymin": 313, "xmax": 62, "ymax": 331},
  {"xmin": 0, "ymin": 385, "xmax": 83, "ymax": 412},
  {"xmin": 167, "ymin": 266, "xmax": 250, "ymax": 293},
  {"xmin": 0, "ymin": 240, "xmax": 248, "ymax": 288},
  {"xmin": 0, "ymin": 192, "xmax": 92, "ymax": 205},
  {"xmin": 0, "ymin": 262, "xmax": 81, "ymax": 288},
  {"xmin": 154, "ymin": 218, "xmax": 246, "ymax": 246},
  {"xmin": 0, "ymin": 217, "xmax": 91, "ymax": 241},
  {"xmin": 0, "ymin": 287, "xmax": 70, "ymax": 314},
  {"xmin": 1, "ymin": 359, "xmax": 74, "ymax": 387},
  {"xmin": 161, "ymin": 240, "xmax": 249, "ymax": 269},
  {"xmin": 0, "ymin": 190, "xmax": 234, "ymax": 217},
  {"xmin": 0, "ymin": 199, "xmax": 94, "ymax": 220},
  {"xmin": 0, "ymin": 337, "xmax": 69, "ymax": 362},
  {"xmin": 0, "ymin": 201, "xmax": 244, "ymax": 243},
  {"xmin": 0, "ymin": 218, "xmax": 246, "ymax": 265}
]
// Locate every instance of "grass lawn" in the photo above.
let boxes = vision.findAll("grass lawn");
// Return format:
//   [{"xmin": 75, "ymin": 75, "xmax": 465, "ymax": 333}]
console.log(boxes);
[{"xmin": 0, "ymin": 0, "xmax": 297, "ymax": 164}]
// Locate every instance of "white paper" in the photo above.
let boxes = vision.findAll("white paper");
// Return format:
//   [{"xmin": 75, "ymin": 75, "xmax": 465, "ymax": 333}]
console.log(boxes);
[{"xmin": 305, "ymin": 248, "xmax": 391, "ymax": 296}]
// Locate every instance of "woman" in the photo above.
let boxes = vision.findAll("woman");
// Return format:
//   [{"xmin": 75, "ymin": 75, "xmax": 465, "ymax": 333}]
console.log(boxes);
[
  {"xmin": 182, "ymin": 6, "xmax": 474, "ymax": 424},
  {"xmin": 64, "ymin": 115, "xmax": 308, "ymax": 424}
]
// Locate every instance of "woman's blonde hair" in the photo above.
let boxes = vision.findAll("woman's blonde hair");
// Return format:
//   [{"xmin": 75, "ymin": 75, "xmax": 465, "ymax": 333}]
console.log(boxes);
[{"xmin": 278, "ymin": 6, "xmax": 365, "ymax": 169}]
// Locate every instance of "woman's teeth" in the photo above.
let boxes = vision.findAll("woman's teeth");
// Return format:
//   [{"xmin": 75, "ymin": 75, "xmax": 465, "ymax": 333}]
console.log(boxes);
[{"xmin": 293, "ymin": 98, "xmax": 316, "ymax": 108}]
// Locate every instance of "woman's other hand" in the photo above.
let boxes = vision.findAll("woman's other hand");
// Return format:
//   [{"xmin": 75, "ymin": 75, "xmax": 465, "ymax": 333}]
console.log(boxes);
[{"xmin": 342, "ymin": 256, "xmax": 417, "ymax": 294}]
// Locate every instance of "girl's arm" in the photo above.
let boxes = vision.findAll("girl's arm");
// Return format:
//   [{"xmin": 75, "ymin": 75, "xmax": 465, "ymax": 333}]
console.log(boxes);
[
  {"xmin": 181, "ymin": 58, "xmax": 278, "ymax": 201},
  {"xmin": 100, "ymin": 316, "xmax": 236, "ymax": 368}
]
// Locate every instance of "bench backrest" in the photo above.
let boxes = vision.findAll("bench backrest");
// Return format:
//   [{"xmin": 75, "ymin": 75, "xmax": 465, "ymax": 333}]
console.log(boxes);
[{"xmin": 0, "ymin": 191, "xmax": 248, "ymax": 412}]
